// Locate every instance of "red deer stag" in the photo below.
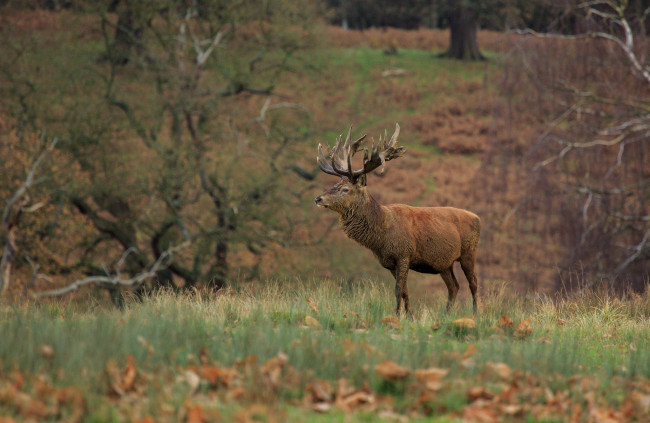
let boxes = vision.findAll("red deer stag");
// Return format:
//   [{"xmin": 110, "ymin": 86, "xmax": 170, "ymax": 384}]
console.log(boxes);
[{"xmin": 314, "ymin": 124, "xmax": 481, "ymax": 316}]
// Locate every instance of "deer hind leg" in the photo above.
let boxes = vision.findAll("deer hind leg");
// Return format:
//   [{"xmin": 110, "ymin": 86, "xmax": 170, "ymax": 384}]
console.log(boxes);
[
  {"xmin": 391, "ymin": 260, "xmax": 411, "ymax": 317},
  {"xmin": 440, "ymin": 267, "xmax": 460, "ymax": 312},
  {"xmin": 460, "ymin": 253, "xmax": 479, "ymax": 314}
]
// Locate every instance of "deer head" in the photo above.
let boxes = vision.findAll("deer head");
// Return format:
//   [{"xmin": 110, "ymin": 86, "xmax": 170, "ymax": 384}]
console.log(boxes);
[{"xmin": 314, "ymin": 124, "xmax": 405, "ymax": 212}]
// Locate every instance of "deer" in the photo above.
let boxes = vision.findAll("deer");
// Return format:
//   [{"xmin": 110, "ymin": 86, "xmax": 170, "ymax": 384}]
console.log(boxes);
[{"xmin": 314, "ymin": 124, "xmax": 481, "ymax": 316}]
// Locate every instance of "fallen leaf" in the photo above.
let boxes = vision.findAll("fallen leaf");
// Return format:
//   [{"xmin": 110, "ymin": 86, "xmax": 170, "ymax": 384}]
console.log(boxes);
[
  {"xmin": 374, "ymin": 361, "xmax": 410, "ymax": 381},
  {"xmin": 185, "ymin": 403, "xmax": 205, "ymax": 423},
  {"xmin": 183, "ymin": 370, "xmax": 200, "ymax": 394},
  {"xmin": 261, "ymin": 353, "xmax": 288, "ymax": 387},
  {"xmin": 452, "ymin": 318, "xmax": 476, "ymax": 329},
  {"xmin": 462, "ymin": 405, "xmax": 497, "ymax": 423},
  {"xmin": 306, "ymin": 380, "xmax": 332, "ymax": 402},
  {"xmin": 557, "ymin": 318, "xmax": 566, "ymax": 326},
  {"xmin": 501, "ymin": 404, "xmax": 523, "ymax": 415},
  {"xmin": 121, "ymin": 355, "xmax": 137, "ymax": 392},
  {"xmin": 514, "ymin": 319, "xmax": 533, "ymax": 339},
  {"xmin": 381, "ymin": 316, "xmax": 400, "ymax": 329},
  {"xmin": 498, "ymin": 315, "xmax": 514, "ymax": 328},
  {"xmin": 133, "ymin": 417, "xmax": 155, "ymax": 423},
  {"xmin": 415, "ymin": 367, "xmax": 449, "ymax": 391},
  {"xmin": 467, "ymin": 386, "xmax": 494, "ymax": 402},
  {"xmin": 192, "ymin": 366, "xmax": 239, "ymax": 388},
  {"xmin": 39, "ymin": 344, "xmax": 54, "ymax": 359},
  {"xmin": 629, "ymin": 392, "xmax": 650, "ymax": 413},
  {"xmin": 312, "ymin": 402, "xmax": 331, "ymax": 413},
  {"xmin": 336, "ymin": 387, "xmax": 376, "ymax": 412},
  {"xmin": 305, "ymin": 315, "xmax": 320, "ymax": 328},
  {"xmin": 484, "ymin": 362, "xmax": 512, "ymax": 381},
  {"xmin": 463, "ymin": 344, "xmax": 477, "ymax": 359},
  {"xmin": 306, "ymin": 298, "xmax": 319, "ymax": 313}
]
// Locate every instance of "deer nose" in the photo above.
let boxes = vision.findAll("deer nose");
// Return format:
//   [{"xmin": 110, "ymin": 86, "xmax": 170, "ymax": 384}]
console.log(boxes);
[{"xmin": 314, "ymin": 196, "xmax": 322, "ymax": 205}]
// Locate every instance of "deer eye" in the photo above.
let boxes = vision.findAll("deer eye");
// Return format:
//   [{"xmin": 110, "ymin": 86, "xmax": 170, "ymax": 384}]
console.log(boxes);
[{"xmin": 341, "ymin": 187, "xmax": 349, "ymax": 193}]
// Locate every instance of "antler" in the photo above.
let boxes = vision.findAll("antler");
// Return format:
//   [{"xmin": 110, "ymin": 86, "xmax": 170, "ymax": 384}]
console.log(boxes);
[{"xmin": 316, "ymin": 124, "xmax": 405, "ymax": 185}]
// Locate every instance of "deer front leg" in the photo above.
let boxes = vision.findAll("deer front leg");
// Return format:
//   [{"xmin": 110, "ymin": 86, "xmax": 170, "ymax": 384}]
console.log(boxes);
[{"xmin": 392, "ymin": 259, "xmax": 411, "ymax": 317}]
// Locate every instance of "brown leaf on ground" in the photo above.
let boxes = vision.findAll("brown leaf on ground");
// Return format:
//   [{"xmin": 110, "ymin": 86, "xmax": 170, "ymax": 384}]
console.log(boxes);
[
  {"xmin": 374, "ymin": 361, "xmax": 410, "ymax": 381},
  {"xmin": 122, "ymin": 355, "xmax": 137, "ymax": 392},
  {"xmin": 452, "ymin": 318, "xmax": 476, "ymax": 329},
  {"xmin": 306, "ymin": 298, "xmax": 319, "ymax": 313},
  {"xmin": 185, "ymin": 403, "xmax": 206, "ymax": 423},
  {"xmin": 461, "ymin": 344, "xmax": 477, "ymax": 369},
  {"xmin": 0, "ymin": 417, "xmax": 18, "ymax": 423},
  {"xmin": 133, "ymin": 416, "xmax": 155, "ymax": 423},
  {"xmin": 261, "ymin": 353, "xmax": 288, "ymax": 387},
  {"xmin": 56, "ymin": 387, "xmax": 86, "ymax": 423},
  {"xmin": 305, "ymin": 315, "xmax": 320, "ymax": 328},
  {"xmin": 462, "ymin": 405, "xmax": 498, "ymax": 423},
  {"xmin": 463, "ymin": 344, "xmax": 477, "ymax": 359},
  {"xmin": 190, "ymin": 365, "xmax": 239, "ymax": 388},
  {"xmin": 335, "ymin": 385, "xmax": 376, "ymax": 412},
  {"xmin": 498, "ymin": 315, "xmax": 513, "ymax": 328},
  {"xmin": 514, "ymin": 319, "xmax": 533, "ymax": 339},
  {"xmin": 0, "ymin": 383, "xmax": 53, "ymax": 419},
  {"xmin": 484, "ymin": 362, "xmax": 512, "ymax": 381},
  {"xmin": 305, "ymin": 380, "xmax": 332, "ymax": 403},
  {"xmin": 415, "ymin": 367, "xmax": 449, "ymax": 391},
  {"xmin": 381, "ymin": 316, "xmax": 400, "ymax": 329},
  {"xmin": 39, "ymin": 344, "xmax": 54, "ymax": 359},
  {"xmin": 467, "ymin": 386, "xmax": 494, "ymax": 402},
  {"xmin": 10, "ymin": 370, "xmax": 25, "ymax": 390}
]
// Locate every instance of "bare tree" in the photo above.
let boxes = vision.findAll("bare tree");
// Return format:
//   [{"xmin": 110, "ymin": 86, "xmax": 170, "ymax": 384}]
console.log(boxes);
[
  {"xmin": 1, "ymin": 137, "xmax": 57, "ymax": 295},
  {"xmin": 499, "ymin": 0, "xmax": 649, "ymax": 291}
]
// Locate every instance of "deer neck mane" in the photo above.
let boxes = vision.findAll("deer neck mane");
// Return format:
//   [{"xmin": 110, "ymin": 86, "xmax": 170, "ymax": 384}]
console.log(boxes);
[{"xmin": 340, "ymin": 193, "xmax": 385, "ymax": 252}]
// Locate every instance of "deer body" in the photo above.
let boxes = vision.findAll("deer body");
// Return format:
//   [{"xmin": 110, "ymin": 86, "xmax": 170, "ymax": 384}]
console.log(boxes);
[{"xmin": 315, "ymin": 124, "xmax": 480, "ymax": 315}]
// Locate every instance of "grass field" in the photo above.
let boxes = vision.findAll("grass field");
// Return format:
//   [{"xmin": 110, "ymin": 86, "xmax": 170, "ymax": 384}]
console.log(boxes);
[{"xmin": 1, "ymin": 280, "xmax": 649, "ymax": 422}]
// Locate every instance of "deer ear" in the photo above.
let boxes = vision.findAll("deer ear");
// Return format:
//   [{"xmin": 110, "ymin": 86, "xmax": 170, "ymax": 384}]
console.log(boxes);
[{"xmin": 357, "ymin": 173, "xmax": 367, "ymax": 187}]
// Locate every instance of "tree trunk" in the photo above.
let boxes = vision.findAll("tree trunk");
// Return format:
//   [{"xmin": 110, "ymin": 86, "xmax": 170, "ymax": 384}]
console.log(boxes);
[
  {"xmin": 0, "ymin": 226, "xmax": 16, "ymax": 294},
  {"xmin": 111, "ymin": 0, "xmax": 143, "ymax": 66},
  {"xmin": 443, "ymin": 1, "xmax": 484, "ymax": 61}
]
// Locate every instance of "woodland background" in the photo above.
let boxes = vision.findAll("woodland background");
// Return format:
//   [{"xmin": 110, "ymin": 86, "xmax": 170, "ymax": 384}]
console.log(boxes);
[{"xmin": 0, "ymin": 0, "xmax": 648, "ymax": 304}]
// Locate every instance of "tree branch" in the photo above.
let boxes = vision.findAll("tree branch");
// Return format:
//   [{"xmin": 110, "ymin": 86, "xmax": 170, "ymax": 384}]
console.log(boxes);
[{"xmin": 34, "ymin": 241, "xmax": 190, "ymax": 298}]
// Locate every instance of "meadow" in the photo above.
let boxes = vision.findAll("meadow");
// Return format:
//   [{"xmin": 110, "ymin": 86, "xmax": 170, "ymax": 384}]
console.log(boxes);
[{"xmin": 1, "ymin": 281, "xmax": 649, "ymax": 422}]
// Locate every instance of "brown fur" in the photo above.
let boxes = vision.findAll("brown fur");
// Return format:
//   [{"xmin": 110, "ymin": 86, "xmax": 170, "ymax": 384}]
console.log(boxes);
[{"xmin": 315, "ymin": 180, "xmax": 480, "ymax": 315}]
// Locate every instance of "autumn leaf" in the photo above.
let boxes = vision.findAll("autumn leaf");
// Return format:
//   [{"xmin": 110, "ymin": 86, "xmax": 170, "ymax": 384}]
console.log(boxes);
[
  {"xmin": 39, "ymin": 344, "xmax": 54, "ymax": 359},
  {"xmin": 514, "ymin": 318, "xmax": 533, "ymax": 339},
  {"xmin": 415, "ymin": 367, "xmax": 449, "ymax": 391},
  {"xmin": 305, "ymin": 380, "xmax": 332, "ymax": 403},
  {"xmin": 452, "ymin": 318, "xmax": 476, "ymax": 329},
  {"xmin": 133, "ymin": 416, "xmax": 155, "ymax": 423},
  {"xmin": 461, "ymin": 344, "xmax": 477, "ymax": 369},
  {"xmin": 105, "ymin": 355, "xmax": 138, "ymax": 396},
  {"xmin": 305, "ymin": 315, "xmax": 320, "ymax": 328},
  {"xmin": 261, "ymin": 353, "xmax": 288, "ymax": 387},
  {"xmin": 374, "ymin": 361, "xmax": 410, "ymax": 381},
  {"xmin": 467, "ymin": 386, "xmax": 494, "ymax": 402},
  {"xmin": 381, "ymin": 316, "xmax": 400, "ymax": 329},
  {"xmin": 498, "ymin": 315, "xmax": 513, "ymax": 328},
  {"xmin": 484, "ymin": 362, "xmax": 512, "ymax": 381},
  {"xmin": 122, "ymin": 355, "xmax": 137, "ymax": 392},
  {"xmin": 306, "ymin": 298, "xmax": 319, "ymax": 313},
  {"xmin": 185, "ymin": 403, "xmax": 206, "ymax": 423}
]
